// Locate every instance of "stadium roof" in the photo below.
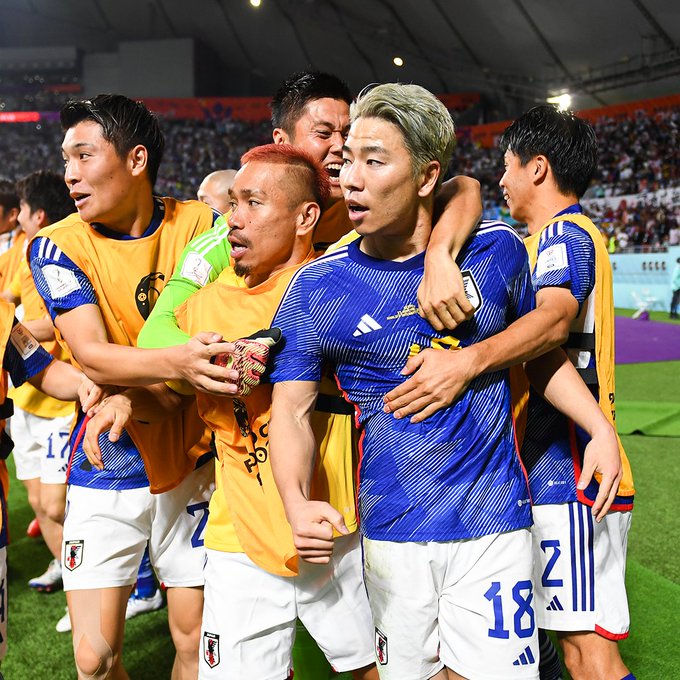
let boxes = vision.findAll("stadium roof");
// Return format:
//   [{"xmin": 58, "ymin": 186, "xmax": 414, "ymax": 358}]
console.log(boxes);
[{"xmin": 1, "ymin": 0, "xmax": 678, "ymax": 116}]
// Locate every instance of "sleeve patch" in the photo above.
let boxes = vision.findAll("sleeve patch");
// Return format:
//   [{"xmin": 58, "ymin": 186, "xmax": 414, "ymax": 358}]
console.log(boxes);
[
  {"xmin": 461, "ymin": 271, "xmax": 482, "ymax": 311},
  {"xmin": 9, "ymin": 322, "xmax": 40, "ymax": 360},
  {"xmin": 180, "ymin": 252, "xmax": 213, "ymax": 287},
  {"xmin": 536, "ymin": 243, "xmax": 568, "ymax": 278},
  {"xmin": 41, "ymin": 264, "xmax": 81, "ymax": 299}
]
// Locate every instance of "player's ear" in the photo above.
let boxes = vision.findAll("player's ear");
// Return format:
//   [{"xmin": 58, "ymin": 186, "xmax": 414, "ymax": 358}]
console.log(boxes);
[
  {"xmin": 417, "ymin": 160, "xmax": 441, "ymax": 199},
  {"xmin": 296, "ymin": 201, "xmax": 321, "ymax": 236},
  {"xmin": 273, "ymin": 128, "xmax": 291, "ymax": 145},
  {"xmin": 129, "ymin": 144, "xmax": 149, "ymax": 178},
  {"xmin": 533, "ymin": 155, "xmax": 549, "ymax": 184}
]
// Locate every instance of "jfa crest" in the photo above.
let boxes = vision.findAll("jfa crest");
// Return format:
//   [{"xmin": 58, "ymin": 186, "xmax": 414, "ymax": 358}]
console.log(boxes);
[
  {"xmin": 64, "ymin": 540, "xmax": 84, "ymax": 571},
  {"xmin": 203, "ymin": 632, "xmax": 220, "ymax": 668},
  {"xmin": 461, "ymin": 270, "xmax": 482, "ymax": 311},
  {"xmin": 375, "ymin": 627, "xmax": 388, "ymax": 665}
]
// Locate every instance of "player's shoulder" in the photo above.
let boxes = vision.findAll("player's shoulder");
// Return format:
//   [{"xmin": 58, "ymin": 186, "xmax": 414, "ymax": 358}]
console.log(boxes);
[
  {"xmin": 161, "ymin": 196, "xmax": 219, "ymax": 226},
  {"xmin": 36, "ymin": 212, "xmax": 85, "ymax": 240},
  {"xmin": 538, "ymin": 216, "xmax": 594, "ymax": 248},
  {"xmin": 467, "ymin": 219, "xmax": 524, "ymax": 259},
  {"xmin": 475, "ymin": 219, "xmax": 523, "ymax": 243}
]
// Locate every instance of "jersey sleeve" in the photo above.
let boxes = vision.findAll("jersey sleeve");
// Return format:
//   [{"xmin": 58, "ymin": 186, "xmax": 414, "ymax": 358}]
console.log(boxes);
[
  {"xmin": 137, "ymin": 214, "xmax": 232, "ymax": 349},
  {"xmin": 29, "ymin": 236, "xmax": 97, "ymax": 321},
  {"xmin": 533, "ymin": 222, "xmax": 595, "ymax": 306},
  {"xmin": 3, "ymin": 318, "xmax": 53, "ymax": 386},
  {"xmin": 268, "ymin": 273, "xmax": 324, "ymax": 383}
]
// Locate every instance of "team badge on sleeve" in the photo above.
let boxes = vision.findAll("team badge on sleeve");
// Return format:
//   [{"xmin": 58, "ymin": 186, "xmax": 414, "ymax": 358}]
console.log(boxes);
[
  {"xmin": 203, "ymin": 632, "xmax": 220, "ymax": 668},
  {"xmin": 180, "ymin": 252, "xmax": 213, "ymax": 286},
  {"xmin": 461, "ymin": 270, "xmax": 482, "ymax": 311},
  {"xmin": 536, "ymin": 244, "xmax": 568, "ymax": 277},
  {"xmin": 64, "ymin": 540, "xmax": 84, "ymax": 571},
  {"xmin": 375, "ymin": 627, "xmax": 388, "ymax": 665},
  {"xmin": 41, "ymin": 264, "xmax": 80, "ymax": 299},
  {"xmin": 9, "ymin": 323, "xmax": 40, "ymax": 360}
]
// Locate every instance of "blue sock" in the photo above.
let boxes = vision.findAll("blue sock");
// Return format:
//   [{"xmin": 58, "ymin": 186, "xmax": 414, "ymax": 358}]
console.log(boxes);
[
  {"xmin": 538, "ymin": 629, "xmax": 563, "ymax": 680},
  {"xmin": 134, "ymin": 547, "xmax": 156, "ymax": 599}
]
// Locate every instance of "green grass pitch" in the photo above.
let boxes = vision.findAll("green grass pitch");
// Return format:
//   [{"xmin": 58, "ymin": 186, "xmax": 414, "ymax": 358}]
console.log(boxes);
[{"xmin": 1, "ymin": 347, "xmax": 678, "ymax": 677}]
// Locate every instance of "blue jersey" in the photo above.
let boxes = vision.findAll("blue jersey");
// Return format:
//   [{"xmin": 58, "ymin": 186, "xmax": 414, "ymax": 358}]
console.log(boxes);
[
  {"xmin": 4, "ymin": 318, "xmax": 54, "ymax": 386},
  {"xmin": 1, "ymin": 318, "xmax": 54, "ymax": 548},
  {"xmin": 521, "ymin": 205, "xmax": 601, "ymax": 505},
  {"xmin": 28, "ymin": 203, "xmax": 178, "ymax": 491},
  {"xmin": 270, "ymin": 221, "xmax": 535, "ymax": 542}
]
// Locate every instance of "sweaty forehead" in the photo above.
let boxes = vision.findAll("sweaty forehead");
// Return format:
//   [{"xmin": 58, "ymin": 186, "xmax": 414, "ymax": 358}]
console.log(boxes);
[{"xmin": 62, "ymin": 120, "xmax": 106, "ymax": 150}]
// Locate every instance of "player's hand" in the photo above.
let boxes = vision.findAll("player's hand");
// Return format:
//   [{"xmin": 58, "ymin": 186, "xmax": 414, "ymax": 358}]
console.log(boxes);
[
  {"xmin": 212, "ymin": 328, "xmax": 282, "ymax": 397},
  {"xmin": 77, "ymin": 376, "xmax": 120, "ymax": 417},
  {"xmin": 578, "ymin": 423, "xmax": 623, "ymax": 522},
  {"xmin": 178, "ymin": 332, "xmax": 240, "ymax": 395},
  {"xmin": 286, "ymin": 500, "xmax": 348, "ymax": 564},
  {"xmin": 383, "ymin": 347, "xmax": 479, "ymax": 423},
  {"xmin": 418, "ymin": 248, "xmax": 474, "ymax": 331},
  {"xmin": 82, "ymin": 394, "xmax": 133, "ymax": 471}
]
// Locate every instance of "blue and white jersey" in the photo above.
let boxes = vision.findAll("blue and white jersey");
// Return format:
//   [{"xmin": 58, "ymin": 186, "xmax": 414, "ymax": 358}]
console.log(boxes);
[
  {"xmin": 3, "ymin": 319, "xmax": 53, "ymax": 386},
  {"xmin": 28, "ymin": 213, "xmax": 173, "ymax": 491},
  {"xmin": 270, "ymin": 221, "xmax": 535, "ymax": 542},
  {"xmin": 522, "ymin": 205, "xmax": 599, "ymax": 506}
]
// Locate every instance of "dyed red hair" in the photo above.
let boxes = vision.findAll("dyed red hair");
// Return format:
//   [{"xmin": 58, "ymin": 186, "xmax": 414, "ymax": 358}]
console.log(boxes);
[{"xmin": 240, "ymin": 143, "xmax": 331, "ymax": 209}]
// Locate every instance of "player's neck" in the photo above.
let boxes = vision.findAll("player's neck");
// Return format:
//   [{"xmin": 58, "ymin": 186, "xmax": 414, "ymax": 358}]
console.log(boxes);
[
  {"xmin": 99, "ymin": 192, "xmax": 156, "ymax": 238},
  {"xmin": 526, "ymin": 192, "xmax": 578, "ymax": 235},
  {"xmin": 361, "ymin": 205, "xmax": 432, "ymax": 262}
]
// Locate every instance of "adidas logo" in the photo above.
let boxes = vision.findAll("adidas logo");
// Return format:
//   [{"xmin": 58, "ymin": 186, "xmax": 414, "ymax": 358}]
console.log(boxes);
[
  {"xmin": 353, "ymin": 314, "xmax": 382, "ymax": 337},
  {"xmin": 512, "ymin": 645, "xmax": 536, "ymax": 666},
  {"xmin": 546, "ymin": 595, "xmax": 564, "ymax": 611}
]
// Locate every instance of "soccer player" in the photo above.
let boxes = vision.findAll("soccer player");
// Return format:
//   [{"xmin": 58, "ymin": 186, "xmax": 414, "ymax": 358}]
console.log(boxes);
[
  {"xmin": 137, "ymin": 70, "xmax": 482, "ymax": 351},
  {"xmin": 498, "ymin": 106, "xmax": 634, "ymax": 680},
  {"xmin": 381, "ymin": 106, "xmax": 633, "ymax": 680},
  {"xmin": 0, "ymin": 180, "xmax": 24, "ymax": 301},
  {"xmin": 6, "ymin": 171, "xmax": 75, "ymax": 601},
  {"xmin": 0, "ymin": 300, "xmax": 92, "ymax": 666},
  {"xmin": 28, "ymin": 94, "xmax": 235, "ymax": 680},
  {"xmin": 196, "ymin": 169, "xmax": 237, "ymax": 213},
  {"xmin": 85, "ymin": 144, "xmax": 377, "ymax": 680},
  {"xmin": 267, "ymin": 82, "xmax": 541, "ymax": 680}
]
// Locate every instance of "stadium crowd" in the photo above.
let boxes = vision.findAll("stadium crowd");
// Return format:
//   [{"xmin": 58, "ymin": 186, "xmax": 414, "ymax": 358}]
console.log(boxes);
[
  {"xmin": 0, "ymin": 66, "xmax": 646, "ymax": 680},
  {"xmin": 1, "ymin": 105, "xmax": 678, "ymax": 252}
]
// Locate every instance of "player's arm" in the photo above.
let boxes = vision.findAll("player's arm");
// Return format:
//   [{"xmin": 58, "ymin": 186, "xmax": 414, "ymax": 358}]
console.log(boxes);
[
  {"xmin": 386, "ymin": 225, "xmax": 590, "ymax": 419},
  {"xmin": 270, "ymin": 380, "xmax": 348, "ymax": 564},
  {"xmin": 418, "ymin": 175, "xmax": 482, "ymax": 330},
  {"xmin": 525, "ymin": 348, "xmax": 622, "ymax": 520},
  {"xmin": 0, "ymin": 268, "xmax": 21, "ymax": 305},
  {"xmin": 83, "ymin": 383, "xmax": 191, "ymax": 470},
  {"xmin": 54, "ymin": 304, "xmax": 238, "ymax": 391},
  {"xmin": 138, "ymin": 214, "xmax": 232, "ymax": 350},
  {"xmin": 21, "ymin": 317, "xmax": 56, "ymax": 343}
]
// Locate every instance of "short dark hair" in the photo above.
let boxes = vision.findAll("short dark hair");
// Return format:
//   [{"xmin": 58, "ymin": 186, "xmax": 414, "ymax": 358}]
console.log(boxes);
[
  {"xmin": 16, "ymin": 170, "xmax": 74, "ymax": 225},
  {"xmin": 271, "ymin": 71, "xmax": 352, "ymax": 135},
  {"xmin": 60, "ymin": 94, "xmax": 165, "ymax": 186},
  {"xmin": 0, "ymin": 179, "xmax": 19, "ymax": 213},
  {"xmin": 499, "ymin": 105, "xmax": 598, "ymax": 198}
]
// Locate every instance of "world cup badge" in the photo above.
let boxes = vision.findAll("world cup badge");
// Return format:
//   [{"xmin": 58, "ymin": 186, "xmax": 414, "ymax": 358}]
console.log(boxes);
[
  {"xmin": 64, "ymin": 540, "xmax": 84, "ymax": 571},
  {"xmin": 203, "ymin": 632, "xmax": 220, "ymax": 668}
]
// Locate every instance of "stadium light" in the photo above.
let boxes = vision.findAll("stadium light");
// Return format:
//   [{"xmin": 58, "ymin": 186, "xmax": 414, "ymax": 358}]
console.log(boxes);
[
  {"xmin": 547, "ymin": 93, "xmax": 572, "ymax": 110},
  {"xmin": 250, "ymin": 0, "xmax": 261, "ymax": 7},
  {"xmin": 393, "ymin": 56, "xmax": 404, "ymax": 67}
]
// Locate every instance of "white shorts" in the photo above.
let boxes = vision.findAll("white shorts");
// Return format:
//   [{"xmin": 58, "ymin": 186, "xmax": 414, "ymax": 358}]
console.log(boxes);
[
  {"xmin": 0, "ymin": 546, "xmax": 6, "ymax": 661},
  {"xmin": 62, "ymin": 462, "xmax": 214, "ymax": 591},
  {"xmin": 199, "ymin": 532, "xmax": 374, "ymax": 680},
  {"xmin": 363, "ymin": 530, "xmax": 539, "ymax": 680},
  {"xmin": 531, "ymin": 502, "xmax": 631, "ymax": 639},
  {"xmin": 11, "ymin": 409, "xmax": 73, "ymax": 484}
]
